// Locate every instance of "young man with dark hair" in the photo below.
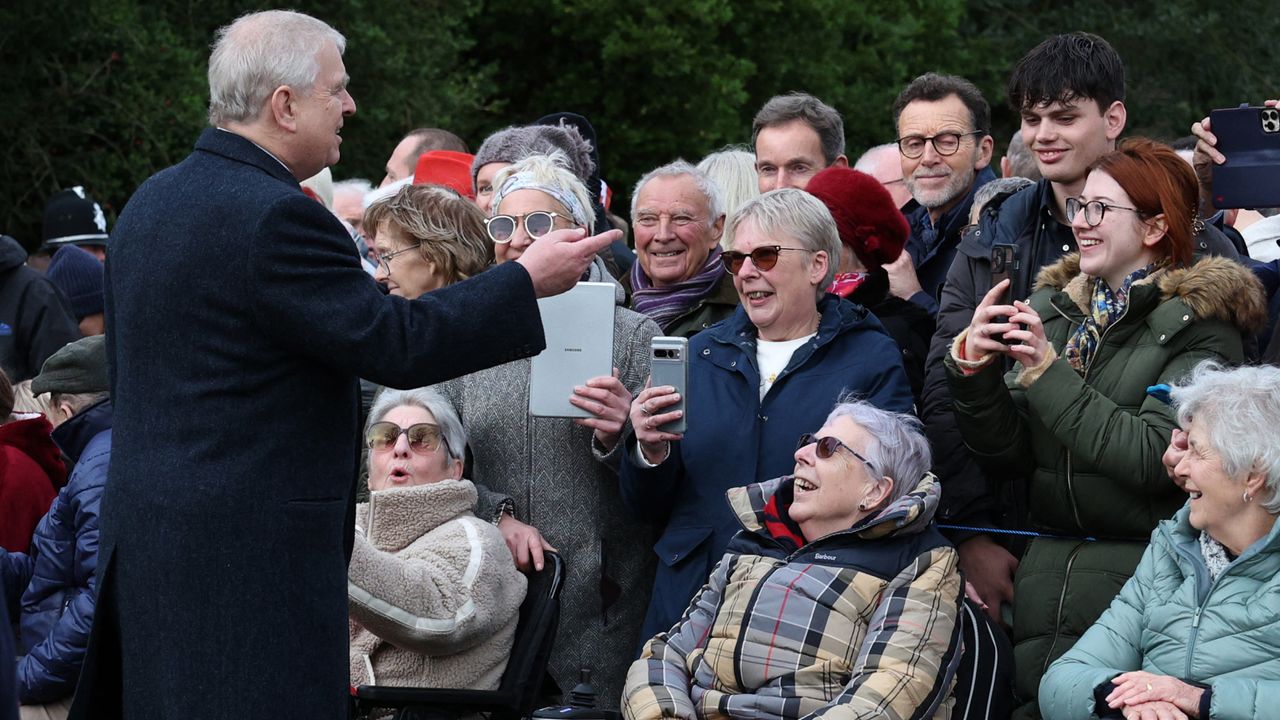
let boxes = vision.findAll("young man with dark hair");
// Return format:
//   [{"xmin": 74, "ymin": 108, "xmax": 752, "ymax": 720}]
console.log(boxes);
[
  {"xmin": 921, "ymin": 32, "xmax": 1240, "ymax": 719},
  {"xmin": 887, "ymin": 73, "xmax": 996, "ymax": 314}
]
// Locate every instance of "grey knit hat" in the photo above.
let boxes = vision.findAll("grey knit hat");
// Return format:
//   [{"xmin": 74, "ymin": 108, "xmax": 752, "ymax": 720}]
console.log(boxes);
[
  {"xmin": 31, "ymin": 335, "xmax": 108, "ymax": 395},
  {"xmin": 471, "ymin": 124, "xmax": 596, "ymax": 187}
]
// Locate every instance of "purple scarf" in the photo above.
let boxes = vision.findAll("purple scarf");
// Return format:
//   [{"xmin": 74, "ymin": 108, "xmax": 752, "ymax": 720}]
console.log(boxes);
[{"xmin": 630, "ymin": 247, "xmax": 727, "ymax": 331}]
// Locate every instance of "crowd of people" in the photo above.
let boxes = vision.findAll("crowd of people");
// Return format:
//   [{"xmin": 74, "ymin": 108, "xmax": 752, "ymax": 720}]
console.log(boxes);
[{"xmin": 3, "ymin": 10, "xmax": 1280, "ymax": 720}]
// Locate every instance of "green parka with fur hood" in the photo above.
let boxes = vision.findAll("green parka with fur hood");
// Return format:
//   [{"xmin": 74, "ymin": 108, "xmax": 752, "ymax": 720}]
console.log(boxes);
[{"xmin": 944, "ymin": 253, "xmax": 1267, "ymax": 718}]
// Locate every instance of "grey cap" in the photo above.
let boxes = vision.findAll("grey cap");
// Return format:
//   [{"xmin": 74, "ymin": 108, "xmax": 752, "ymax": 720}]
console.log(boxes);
[
  {"xmin": 471, "ymin": 124, "xmax": 595, "ymax": 186},
  {"xmin": 31, "ymin": 335, "xmax": 108, "ymax": 395}
]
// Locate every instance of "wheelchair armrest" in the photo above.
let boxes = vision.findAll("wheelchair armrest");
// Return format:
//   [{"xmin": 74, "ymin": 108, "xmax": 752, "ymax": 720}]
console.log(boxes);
[{"xmin": 355, "ymin": 684, "xmax": 519, "ymax": 712}]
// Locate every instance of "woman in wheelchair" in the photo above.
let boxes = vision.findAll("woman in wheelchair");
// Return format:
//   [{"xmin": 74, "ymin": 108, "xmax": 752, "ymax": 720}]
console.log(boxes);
[
  {"xmin": 348, "ymin": 388, "xmax": 526, "ymax": 692},
  {"xmin": 622, "ymin": 399, "xmax": 963, "ymax": 720}
]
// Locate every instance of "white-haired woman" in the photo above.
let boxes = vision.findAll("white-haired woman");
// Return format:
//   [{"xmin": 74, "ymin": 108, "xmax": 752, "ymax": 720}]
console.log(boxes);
[
  {"xmin": 623, "ymin": 399, "xmax": 962, "ymax": 720},
  {"xmin": 696, "ymin": 146, "xmax": 760, "ymax": 244},
  {"xmin": 432, "ymin": 152, "xmax": 660, "ymax": 708},
  {"xmin": 623, "ymin": 189, "xmax": 914, "ymax": 643},
  {"xmin": 347, "ymin": 388, "xmax": 525, "ymax": 693},
  {"xmin": 1041, "ymin": 362, "xmax": 1280, "ymax": 720}
]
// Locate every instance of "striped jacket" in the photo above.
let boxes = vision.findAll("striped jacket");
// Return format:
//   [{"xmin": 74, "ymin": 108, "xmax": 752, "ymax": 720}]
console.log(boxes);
[{"xmin": 623, "ymin": 473, "xmax": 962, "ymax": 720}]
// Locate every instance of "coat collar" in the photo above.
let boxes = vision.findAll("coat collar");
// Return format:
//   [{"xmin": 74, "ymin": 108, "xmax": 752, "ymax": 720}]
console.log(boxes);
[
  {"xmin": 359, "ymin": 479, "xmax": 478, "ymax": 552},
  {"xmin": 195, "ymin": 128, "xmax": 299, "ymax": 187},
  {"xmin": 1033, "ymin": 252, "xmax": 1268, "ymax": 335}
]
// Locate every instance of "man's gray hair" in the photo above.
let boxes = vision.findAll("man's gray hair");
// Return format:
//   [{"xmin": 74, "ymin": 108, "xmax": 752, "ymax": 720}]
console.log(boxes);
[
  {"xmin": 630, "ymin": 160, "xmax": 725, "ymax": 225},
  {"xmin": 751, "ymin": 92, "xmax": 846, "ymax": 165},
  {"xmin": 333, "ymin": 178, "xmax": 372, "ymax": 197},
  {"xmin": 824, "ymin": 397, "xmax": 931, "ymax": 506},
  {"xmin": 207, "ymin": 10, "xmax": 346, "ymax": 126},
  {"xmin": 1005, "ymin": 132, "xmax": 1041, "ymax": 181},
  {"xmin": 724, "ymin": 189, "xmax": 840, "ymax": 300},
  {"xmin": 854, "ymin": 143, "xmax": 898, "ymax": 173},
  {"xmin": 1172, "ymin": 361, "xmax": 1280, "ymax": 514},
  {"xmin": 973, "ymin": 176, "xmax": 1035, "ymax": 215},
  {"xmin": 50, "ymin": 391, "xmax": 109, "ymax": 417},
  {"xmin": 366, "ymin": 387, "xmax": 467, "ymax": 464}
]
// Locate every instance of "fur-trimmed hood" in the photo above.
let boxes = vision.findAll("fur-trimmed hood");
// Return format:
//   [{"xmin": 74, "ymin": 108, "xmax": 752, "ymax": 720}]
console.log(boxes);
[{"xmin": 1034, "ymin": 253, "xmax": 1268, "ymax": 335}]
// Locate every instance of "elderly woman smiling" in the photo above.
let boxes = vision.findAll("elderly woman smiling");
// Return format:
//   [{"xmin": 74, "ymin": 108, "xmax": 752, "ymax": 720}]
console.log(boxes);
[
  {"xmin": 1040, "ymin": 362, "xmax": 1280, "ymax": 720},
  {"xmin": 347, "ymin": 388, "xmax": 525, "ymax": 692},
  {"xmin": 623, "ymin": 399, "xmax": 962, "ymax": 720}
]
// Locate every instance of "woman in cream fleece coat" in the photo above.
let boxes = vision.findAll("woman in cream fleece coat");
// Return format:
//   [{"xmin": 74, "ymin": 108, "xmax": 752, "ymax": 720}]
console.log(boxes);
[{"xmin": 348, "ymin": 388, "xmax": 526, "ymax": 691}]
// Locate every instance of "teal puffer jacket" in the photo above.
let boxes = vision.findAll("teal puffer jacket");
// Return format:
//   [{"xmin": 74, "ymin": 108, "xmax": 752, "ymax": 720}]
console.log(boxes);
[{"xmin": 1040, "ymin": 505, "xmax": 1280, "ymax": 720}]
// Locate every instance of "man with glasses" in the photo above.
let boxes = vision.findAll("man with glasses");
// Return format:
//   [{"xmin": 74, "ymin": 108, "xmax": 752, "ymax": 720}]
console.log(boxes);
[
  {"xmin": 751, "ymin": 92, "xmax": 848, "ymax": 192},
  {"xmin": 888, "ymin": 73, "xmax": 996, "ymax": 316}
]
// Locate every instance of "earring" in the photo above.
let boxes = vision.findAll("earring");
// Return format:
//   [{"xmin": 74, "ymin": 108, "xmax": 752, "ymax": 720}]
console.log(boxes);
[{"xmin": 1243, "ymin": 490, "xmax": 1253, "ymax": 503}]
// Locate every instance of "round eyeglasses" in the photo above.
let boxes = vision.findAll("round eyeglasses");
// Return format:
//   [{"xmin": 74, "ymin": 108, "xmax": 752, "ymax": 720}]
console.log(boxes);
[
  {"xmin": 1065, "ymin": 197, "xmax": 1143, "ymax": 228},
  {"xmin": 485, "ymin": 211, "xmax": 578, "ymax": 243},
  {"xmin": 896, "ymin": 131, "xmax": 985, "ymax": 159}
]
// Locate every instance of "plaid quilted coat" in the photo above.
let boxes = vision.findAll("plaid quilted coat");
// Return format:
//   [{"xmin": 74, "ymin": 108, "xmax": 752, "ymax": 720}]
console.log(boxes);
[{"xmin": 623, "ymin": 473, "xmax": 962, "ymax": 720}]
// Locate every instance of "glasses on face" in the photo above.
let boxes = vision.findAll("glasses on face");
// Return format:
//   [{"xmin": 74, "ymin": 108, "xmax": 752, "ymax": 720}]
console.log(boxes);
[
  {"xmin": 796, "ymin": 432, "xmax": 878, "ymax": 475},
  {"xmin": 1065, "ymin": 197, "xmax": 1143, "ymax": 228},
  {"xmin": 896, "ymin": 131, "xmax": 985, "ymax": 159},
  {"xmin": 377, "ymin": 243, "xmax": 423, "ymax": 273},
  {"xmin": 485, "ymin": 211, "xmax": 577, "ymax": 243},
  {"xmin": 720, "ymin": 246, "xmax": 814, "ymax": 275},
  {"xmin": 366, "ymin": 422, "xmax": 448, "ymax": 454},
  {"xmin": 793, "ymin": 427, "xmax": 875, "ymax": 474}
]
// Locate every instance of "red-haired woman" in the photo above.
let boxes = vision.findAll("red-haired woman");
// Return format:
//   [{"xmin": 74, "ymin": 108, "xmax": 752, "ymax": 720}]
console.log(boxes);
[{"xmin": 944, "ymin": 138, "xmax": 1268, "ymax": 710}]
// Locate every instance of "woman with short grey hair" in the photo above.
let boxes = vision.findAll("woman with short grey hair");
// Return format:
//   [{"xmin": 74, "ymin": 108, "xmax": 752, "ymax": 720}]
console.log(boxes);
[
  {"xmin": 1042, "ymin": 362, "xmax": 1280, "ymax": 720},
  {"xmin": 622, "ymin": 188, "xmax": 913, "ymax": 642},
  {"xmin": 347, "ymin": 387, "xmax": 525, "ymax": 694}
]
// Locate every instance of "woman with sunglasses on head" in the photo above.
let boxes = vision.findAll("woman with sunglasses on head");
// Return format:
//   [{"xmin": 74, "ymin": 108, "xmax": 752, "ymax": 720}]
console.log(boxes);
[
  {"xmin": 347, "ymin": 388, "xmax": 525, "ymax": 696},
  {"xmin": 946, "ymin": 138, "xmax": 1267, "ymax": 710},
  {"xmin": 431, "ymin": 151, "xmax": 661, "ymax": 708},
  {"xmin": 623, "ymin": 399, "xmax": 963, "ymax": 720},
  {"xmin": 622, "ymin": 189, "xmax": 913, "ymax": 642}
]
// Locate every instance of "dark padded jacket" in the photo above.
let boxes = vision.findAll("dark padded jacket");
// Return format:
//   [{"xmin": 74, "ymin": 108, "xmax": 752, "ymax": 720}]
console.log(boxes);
[{"xmin": 0, "ymin": 235, "xmax": 79, "ymax": 383}]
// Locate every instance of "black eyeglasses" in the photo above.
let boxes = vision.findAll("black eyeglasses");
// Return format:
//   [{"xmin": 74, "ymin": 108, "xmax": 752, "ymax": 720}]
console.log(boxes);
[
  {"xmin": 485, "ymin": 211, "xmax": 577, "ymax": 243},
  {"xmin": 796, "ymin": 432, "xmax": 878, "ymax": 475},
  {"xmin": 377, "ymin": 243, "xmax": 423, "ymax": 273},
  {"xmin": 366, "ymin": 422, "xmax": 448, "ymax": 454},
  {"xmin": 896, "ymin": 131, "xmax": 985, "ymax": 159},
  {"xmin": 720, "ymin": 246, "xmax": 815, "ymax": 275},
  {"xmin": 1065, "ymin": 197, "xmax": 1144, "ymax": 228}
]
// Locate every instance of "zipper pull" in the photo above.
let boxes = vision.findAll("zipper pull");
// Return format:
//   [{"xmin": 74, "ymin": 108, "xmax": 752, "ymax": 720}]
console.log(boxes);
[{"xmin": 1192, "ymin": 607, "xmax": 1203, "ymax": 629}]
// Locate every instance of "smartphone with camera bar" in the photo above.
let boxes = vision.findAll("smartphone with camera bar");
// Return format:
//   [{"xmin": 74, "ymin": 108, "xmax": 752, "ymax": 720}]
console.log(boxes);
[
  {"xmin": 649, "ymin": 337, "xmax": 688, "ymax": 434},
  {"xmin": 1210, "ymin": 105, "xmax": 1280, "ymax": 210},
  {"xmin": 989, "ymin": 244, "xmax": 1019, "ymax": 344}
]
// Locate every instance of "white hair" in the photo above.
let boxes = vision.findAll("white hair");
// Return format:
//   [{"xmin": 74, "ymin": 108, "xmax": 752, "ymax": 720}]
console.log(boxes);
[
  {"xmin": 333, "ymin": 178, "xmax": 373, "ymax": 198},
  {"xmin": 491, "ymin": 152, "xmax": 594, "ymax": 227},
  {"xmin": 1172, "ymin": 362, "xmax": 1280, "ymax": 514},
  {"xmin": 724, "ymin": 189, "xmax": 841, "ymax": 299},
  {"xmin": 825, "ymin": 397, "xmax": 930, "ymax": 506},
  {"xmin": 366, "ymin": 387, "xmax": 467, "ymax": 465},
  {"xmin": 207, "ymin": 10, "xmax": 346, "ymax": 126},
  {"xmin": 854, "ymin": 143, "xmax": 899, "ymax": 173},
  {"xmin": 630, "ymin": 160, "xmax": 725, "ymax": 226}
]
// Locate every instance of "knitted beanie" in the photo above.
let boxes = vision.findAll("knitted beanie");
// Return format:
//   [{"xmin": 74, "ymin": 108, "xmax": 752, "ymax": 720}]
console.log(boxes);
[
  {"xmin": 413, "ymin": 150, "xmax": 476, "ymax": 199},
  {"xmin": 471, "ymin": 124, "xmax": 595, "ymax": 186},
  {"xmin": 805, "ymin": 167, "xmax": 909, "ymax": 271},
  {"xmin": 46, "ymin": 245, "xmax": 105, "ymax": 320}
]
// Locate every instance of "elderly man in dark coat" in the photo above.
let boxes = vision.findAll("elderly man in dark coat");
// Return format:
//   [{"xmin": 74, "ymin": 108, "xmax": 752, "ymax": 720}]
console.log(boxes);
[{"xmin": 70, "ymin": 10, "xmax": 616, "ymax": 720}]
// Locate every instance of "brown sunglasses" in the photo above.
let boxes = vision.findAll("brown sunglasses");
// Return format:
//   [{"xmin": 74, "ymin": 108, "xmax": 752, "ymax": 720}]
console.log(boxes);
[{"xmin": 720, "ymin": 246, "xmax": 815, "ymax": 275}]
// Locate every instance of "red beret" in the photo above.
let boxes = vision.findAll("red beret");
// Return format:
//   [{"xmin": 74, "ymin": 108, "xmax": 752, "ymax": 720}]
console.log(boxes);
[
  {"xmin": 805, "ymin": 167, "xmax": 909, "ymax": 271},
  {"xmin": 413, "ymin": 150, "xmax": 476, "ymax": 200}
]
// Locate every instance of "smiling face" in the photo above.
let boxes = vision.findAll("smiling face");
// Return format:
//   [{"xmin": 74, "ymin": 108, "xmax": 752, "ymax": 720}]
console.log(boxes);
[
  {"xmin": 755, "ymin": 121, "xmax": 832, "ymax": 192},
  {"xmin": 290, "ymin": 42, "xmax": 355, "ymax": 180},
  {"xmin": 731, "ymin": 218, "xmax": 827, "ymax": 341},
  {"xmin": 1020, "ymin": 97, "xmax": 1124, "ymax": 197},
  {"xmin": 1071, "ymin": 169, "xmax": 1161, "ymax": 290},
  {"xmin": 898, "ymin": 94, "xmax": 992, "ymax": 219},
  {"xmin": 634, "ymin": 174, "xmax": 724, "ymax": 287},
  {"xmin": 367, "ymin": 405, "xmax": 461, "ymax": 492},
  {"xmin": 788, "ymin": 416, "xmax": 890, "ymax": 542},
  {"xmin": 370, "ymin": 219, "xmax": 447, "ymax": 299},
  {"xmin": 1177, "ymin": 419, "xmax": 1247, "ymax": 538},
  {"xmin": 491, "ymin": 188, "xmax": 577, "ymax": 264}
]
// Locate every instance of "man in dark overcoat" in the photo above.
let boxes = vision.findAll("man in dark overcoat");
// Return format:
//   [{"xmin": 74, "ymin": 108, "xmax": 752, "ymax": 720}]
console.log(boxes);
[{"xmin": 69, "ymin": 10, "xmax": 616, "ymax": 719}]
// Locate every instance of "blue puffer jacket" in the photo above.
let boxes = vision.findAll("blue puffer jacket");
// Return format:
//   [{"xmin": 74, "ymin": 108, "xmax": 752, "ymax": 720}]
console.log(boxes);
[
  {"xmin": 0, "ymin": 401, "xmax": 112, "ymax": 704},
  {"xmin": 1040, "ymin": 504, "xmax": 1280, "ymax": 720},
  {"xmin": 619, "ymin": 295, "xmax": 913, "ymax": 641}
]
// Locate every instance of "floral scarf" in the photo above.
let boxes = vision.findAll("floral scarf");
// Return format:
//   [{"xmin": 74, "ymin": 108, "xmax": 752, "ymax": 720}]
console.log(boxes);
[
  {"xmin": 1063, "ymin": 263, "xmax": 1161, "ymax": 374},
  {"xmin": 630, "ymin": 247, "xmax": 726, "ymax": 332},
  {"xmin": 827, "ymin": 272, "xmax": 870, "ymax": 299}
]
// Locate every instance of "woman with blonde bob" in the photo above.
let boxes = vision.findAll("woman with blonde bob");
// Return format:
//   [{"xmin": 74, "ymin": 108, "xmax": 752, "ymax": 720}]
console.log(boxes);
[
  {"xmin": 1041, "ymin": 362, "xmax": 1280, "ymax": 720},
  {"xmin": 364, "ymin": 184, "xmax": 494, "ymax": 297}
]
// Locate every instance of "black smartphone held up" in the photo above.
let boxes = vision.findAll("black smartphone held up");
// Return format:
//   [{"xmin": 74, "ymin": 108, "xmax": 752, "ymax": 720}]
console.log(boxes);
[
  {"xmin": 649, "ymin": 336, "xmax": 688, "ymax": 434},
  {"xmin": 1210, "ymin": 105, "xmax": 1280, "ymax": 210},
  {"xmin": 989, "ymin": 244, "xmax": 1019, "ymax": 344}
]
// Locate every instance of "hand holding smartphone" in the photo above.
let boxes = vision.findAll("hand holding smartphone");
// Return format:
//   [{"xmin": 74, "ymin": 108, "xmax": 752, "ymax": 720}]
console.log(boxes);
[
  {"xmin": 648, "ymin": 337, "xmax": 688, "ymax": 434},
  {"xmin": 1209, "ymin": 105, "xmax": 1280, "ymax": 209}
]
